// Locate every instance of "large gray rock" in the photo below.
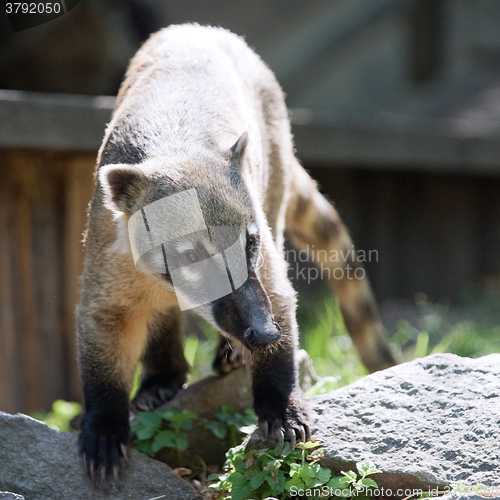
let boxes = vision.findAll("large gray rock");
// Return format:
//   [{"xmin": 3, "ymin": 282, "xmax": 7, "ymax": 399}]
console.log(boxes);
[
  {"xmin": 250, "ymin": 353, "xmax": 500, "ymax": 493},
  {"xmin": 0, "ymin": 493, "xmax": 25, "ymax": 500},
  {"xmin": 316, "ymin": 353, "xmax": 500, "ymax": 489},
  {"xmin": 0, "ymin": 412, "xmax": 200, "ymax": 500}
]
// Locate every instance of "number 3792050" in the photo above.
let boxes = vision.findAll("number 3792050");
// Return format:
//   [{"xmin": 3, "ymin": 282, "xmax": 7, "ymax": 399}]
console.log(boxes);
[{"xmin": 5, "ymin": 2, "xmax": 62, "ymax": 14}]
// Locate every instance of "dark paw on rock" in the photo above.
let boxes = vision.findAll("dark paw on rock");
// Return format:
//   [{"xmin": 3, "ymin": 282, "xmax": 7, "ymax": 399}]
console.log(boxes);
[
  {"xmin": 79, "ymin": 413, "xmax": 129, "ymax": 490},
  {"xmin": 258, "ymin": 418, "xmax": 311, "ymax": 452},
  {"xmin": 132, "ymin": 385, "xmax": 178, "ymax": 412},
  {"xmin": 213, "ymin": 340, "xmax": 244, "ymax": 375},
  {"xmin": 131, "ymin": 372, "xmax": 186, "ymax": 412},
  {"xmin": 253, "ymin": 397, "xmax": 311, "ymax": 452}
]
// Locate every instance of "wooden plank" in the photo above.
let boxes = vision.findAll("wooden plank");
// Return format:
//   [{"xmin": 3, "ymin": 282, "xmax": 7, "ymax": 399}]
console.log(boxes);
[
  {"xmin": 0, "ymin": 150, "xmax": 19, "ymax": 413},
  {"xmin": 30, "ymin": 151, "xmax": 65, "ymax": 409},
  {"xmin": 0, "ymin": 91, "xmax": 113, "ymax": 152},
  {"xmin": 62, "ymin": 154, "xmax": 96, "ymax": 403},
  {"xmin": 8, "ymin": 150, "xmax": 41, "ymax": 412}
]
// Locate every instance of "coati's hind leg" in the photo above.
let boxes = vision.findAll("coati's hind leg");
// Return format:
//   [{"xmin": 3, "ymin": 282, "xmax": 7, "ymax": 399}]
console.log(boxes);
[
  {"xmin": 285, "ymin": 160, "xmax": 396, "ymax": 373},
  {"xmin": 213, "ymin": 336, "xmax": 244, "ymax": 375},
  {"xmin": 132, "ymin": 309, "xmax": 189, "ymax": 411}
]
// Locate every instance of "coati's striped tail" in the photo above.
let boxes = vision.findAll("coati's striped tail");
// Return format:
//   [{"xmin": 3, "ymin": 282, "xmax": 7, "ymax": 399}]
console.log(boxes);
[{"xmin": 286, "ymin": 160, "xmax": 396, "ymax": 373}]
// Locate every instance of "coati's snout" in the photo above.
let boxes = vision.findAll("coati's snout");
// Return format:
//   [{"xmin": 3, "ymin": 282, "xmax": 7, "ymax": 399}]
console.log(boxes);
[
  {"xmin": 212, "ymin": 268, "xmax": 281, "ymax": 351},
  {"xmin": 243, "ymin": 322, "xmax": 281, "ymax": 351}
]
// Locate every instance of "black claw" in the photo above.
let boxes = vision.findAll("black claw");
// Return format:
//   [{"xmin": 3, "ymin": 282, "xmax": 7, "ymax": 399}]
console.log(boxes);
[
  {"xmin": 89, "ymin": 460, "xmax": 96, "ymax": 487},
  {"xmin": 299, "ymin": 426, "xmax": 306, "ymax": 443},
  {"xmin": 304, "ymin": 423, "xmax": 311, "ymax": 441},
  {"xmin": 158, "ymin": 388, "xmax": 172, "ymax": 402},
  {"xmin": 147, "ymin": 395, "xmax": 156, "ymax": 409},
  {"xmin": 277, "ymin": 428, "xmax": 284, "ymax": 453},
  {"xmin": 100, "ymin": 466, "xmax": 107, "ymax": 491},
  {"xmin": 112, "ymin": 465, "xmax": 121, "ymax": 490},
  {"xmin": 120, "ymin": 443, "xmax": 128, "ymax": 466},
  {"xmin": 288, "ymin": 429, "xmax": 296, "ymax": 450},
  {"xmin": 135, "ymin": 401, "xmax": 148, "ymax": 411}
]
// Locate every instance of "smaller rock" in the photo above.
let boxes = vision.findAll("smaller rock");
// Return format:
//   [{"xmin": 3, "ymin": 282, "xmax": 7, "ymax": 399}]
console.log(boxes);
[
  {"xmin": 0, "ymin": 493, "xmax": 25, "ymax": 500},
  {"xmin": 0, "ymin": 412, "xmax": 200, "ymax": 500}
]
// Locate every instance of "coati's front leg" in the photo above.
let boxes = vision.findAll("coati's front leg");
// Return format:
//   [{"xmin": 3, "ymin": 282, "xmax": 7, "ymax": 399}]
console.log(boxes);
[
  {"xmin": 251, "ymin": 334, "xmax": 311, "ymax": 448},
  {"xmin": 78, "ymin": 303, "xmax": 149, "ymax": 485},
  {"xmin": 132, "ymin": 309, "xmax": 189, "ymax": 411},
  {"xmin": 249, "ymin": 243, "xmax": 311, "ymax": 446}
]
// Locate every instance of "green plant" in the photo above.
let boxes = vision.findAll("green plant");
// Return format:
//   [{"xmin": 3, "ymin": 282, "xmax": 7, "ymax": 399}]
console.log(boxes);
[
  {"xmin": 131, "ymin": 407, "xmax": 197, "ymax": 459},
  {"xmin": 202, "ymin": 405, "xmax": 257, "ymax": 448},
  {"xmin": 332, "ymin": 461, "xmax": 381, "ymax": 498},
  {"xmin": 31, "ymin": 400, "xmax": 82, "ymax": 432},
  {"xmin": 132, "ymin": 405, "xmax": 257, "ymax": 460},
  {"xmin": 209, "ymin": 441, "xmax": 381, "ymax": 500},
  {"xmin": 449, "ymin": 482, "xmax": 486, "ymax": 495},
  {"xmin": 417, "ymin": 482, "xmax": 487, "ymax": 499}
]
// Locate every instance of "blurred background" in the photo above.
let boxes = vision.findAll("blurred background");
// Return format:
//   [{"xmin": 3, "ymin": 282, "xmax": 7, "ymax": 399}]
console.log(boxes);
[{"xmin": 1, "ymin": 0, "xmax": 500, "ymax": 415}]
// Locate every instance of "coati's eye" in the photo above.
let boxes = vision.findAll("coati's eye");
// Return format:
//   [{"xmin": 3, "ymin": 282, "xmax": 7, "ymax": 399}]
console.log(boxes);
[
  {"xmin": 246, "ymin": 233, "xmax": 260, "ymax": 260},
  {"xmin": 247, "ymin": 234, "xmax": 258, "ymax": 251},
  {"xmin": 182, "ymin": 250, "xmax": 202, "ymax": 264}
]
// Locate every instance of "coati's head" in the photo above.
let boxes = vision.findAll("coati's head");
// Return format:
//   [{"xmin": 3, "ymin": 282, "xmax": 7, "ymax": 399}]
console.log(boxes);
[{"xmin": 99, "ymin": 132, "xmax": 281, "ymax": 351}]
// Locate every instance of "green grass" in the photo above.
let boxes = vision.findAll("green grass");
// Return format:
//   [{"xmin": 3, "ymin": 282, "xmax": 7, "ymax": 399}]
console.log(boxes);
[
  {"xmin": 389, "ymin": 293, "xmax": 500, "ymax": 360},
  {"xmin": 297, "ymin": 288, "xmax": 500, "ymax": 397},
  {"xmin": 297, "ymin": 296, "xmax": 368, "ymax": 393}
]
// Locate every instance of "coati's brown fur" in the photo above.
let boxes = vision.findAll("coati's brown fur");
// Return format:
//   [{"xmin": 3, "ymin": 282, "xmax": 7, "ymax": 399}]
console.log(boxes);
[{"xmin": 77, "ymin": 24, "xmax": 395, "ymax": 482}]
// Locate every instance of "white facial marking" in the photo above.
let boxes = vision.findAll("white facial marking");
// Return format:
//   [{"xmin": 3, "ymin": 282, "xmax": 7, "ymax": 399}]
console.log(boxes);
[
  {"xmin": 247, "ymin": 222, "xmax": 258, "ymax": 236},
  {"xmin": 109, "ymin": 212, "xmax": 132, "ymax": 254}
]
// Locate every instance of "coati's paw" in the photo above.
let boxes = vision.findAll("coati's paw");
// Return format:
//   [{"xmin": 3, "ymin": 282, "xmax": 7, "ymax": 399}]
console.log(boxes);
[
  {"xmin": 131, "ymin": 372, "xmax": 186, "ymax": 412},
  {"xmin": 213, "ymin": 339, "xmax": 244, "ymax": 375},
  {"xmin": 132, "ymin": 385, "xmax": 177, "ymax": 411},
  {"xmin": 256, "ymin": 399, "xmax": 311, "ymax": 452},
  {"xmin": 79, "ymin": 411, "xmax": 129, "ymax": 489}
]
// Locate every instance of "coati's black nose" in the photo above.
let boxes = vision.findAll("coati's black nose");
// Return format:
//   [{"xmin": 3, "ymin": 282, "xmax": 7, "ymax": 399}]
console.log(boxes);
[{"xmin": 243, "ymin": 322, "xmax": 281, "ymax": 351}]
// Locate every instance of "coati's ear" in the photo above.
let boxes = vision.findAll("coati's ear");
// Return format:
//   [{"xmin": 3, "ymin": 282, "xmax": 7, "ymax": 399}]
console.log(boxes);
[
  {"xmin": 99, "ymin": 164, "xmax": 149, "ymax": 215},
  {"xmin": 229, "ymin": 131, "xmax": 249, "ymax": 164}
]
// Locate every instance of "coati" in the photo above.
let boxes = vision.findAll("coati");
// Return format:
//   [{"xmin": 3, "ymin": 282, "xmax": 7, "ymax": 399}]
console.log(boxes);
[{"xmin": 77, "ymin": 24, "xmax": 395, "ymax": 483}]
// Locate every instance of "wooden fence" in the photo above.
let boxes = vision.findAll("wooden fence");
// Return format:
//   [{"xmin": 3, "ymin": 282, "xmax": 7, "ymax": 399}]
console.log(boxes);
[{"xmin": 0, "ymin": 148, "xmax": 95, "ymax": 413}]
